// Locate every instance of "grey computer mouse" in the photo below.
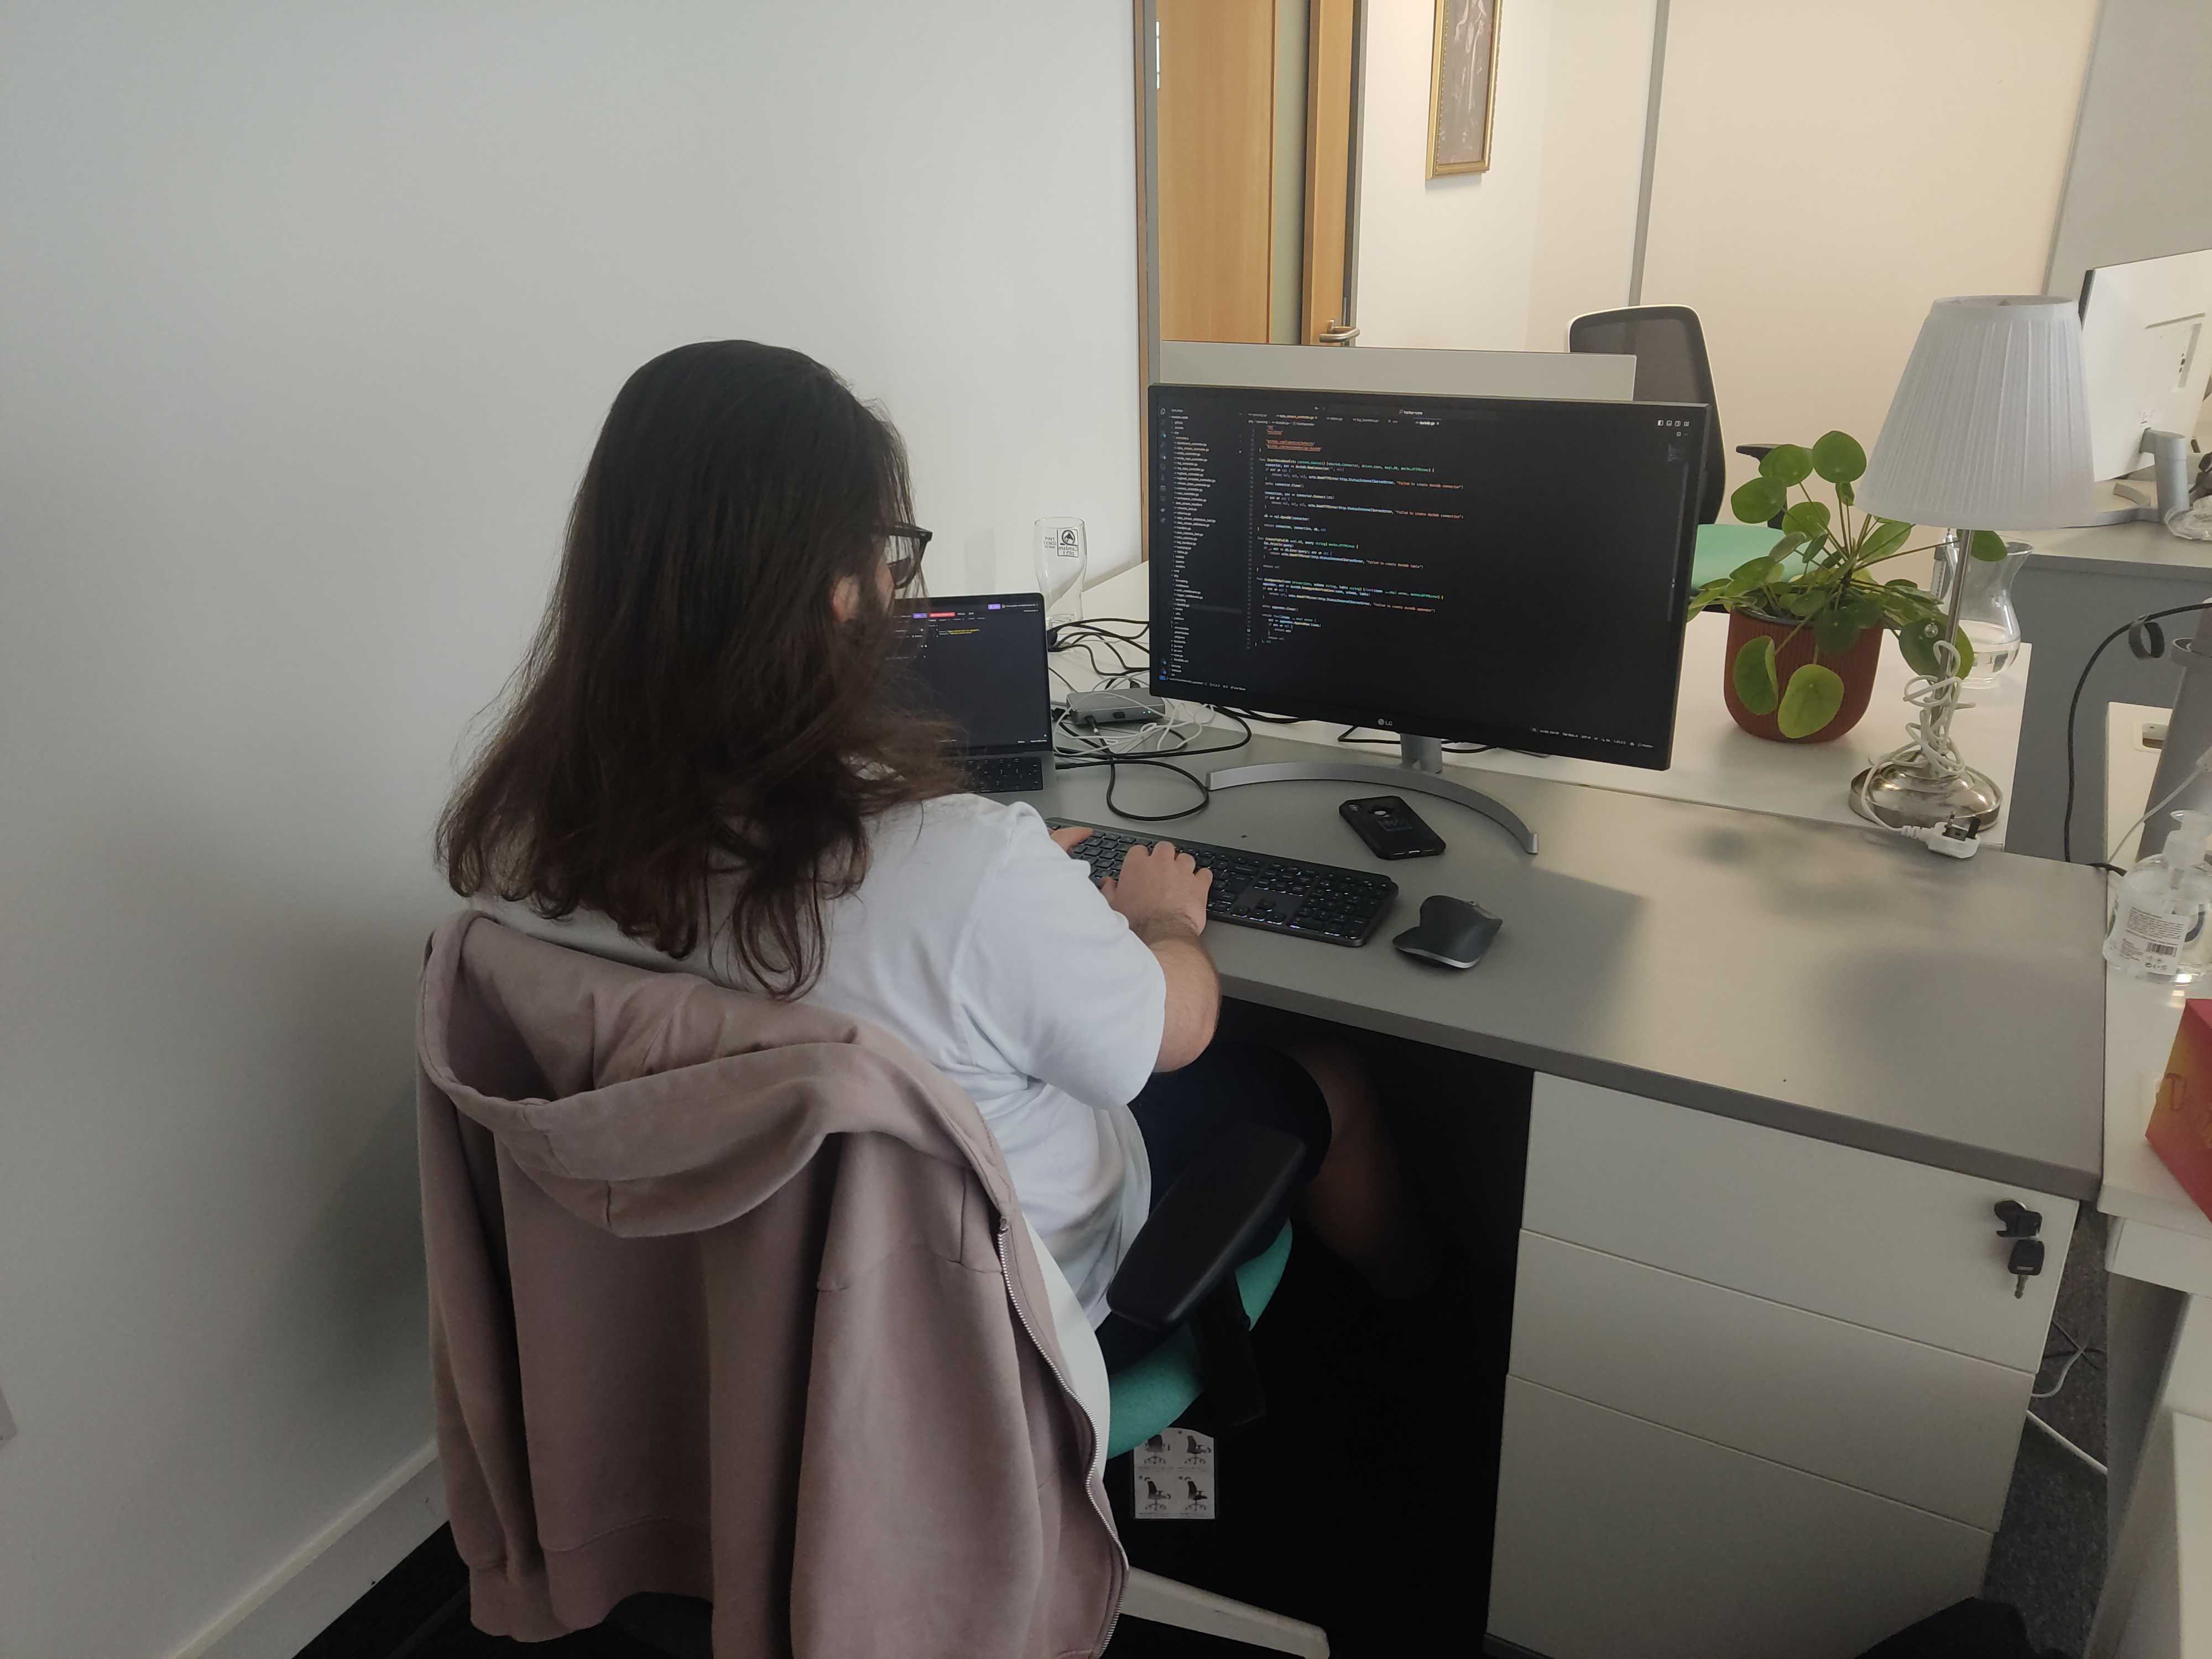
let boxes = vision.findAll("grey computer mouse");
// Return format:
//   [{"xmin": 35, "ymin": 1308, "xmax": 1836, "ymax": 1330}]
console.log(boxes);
[{"xmin": 1392, "ymin": 895, "xmax": 1503, "ymax": 969}]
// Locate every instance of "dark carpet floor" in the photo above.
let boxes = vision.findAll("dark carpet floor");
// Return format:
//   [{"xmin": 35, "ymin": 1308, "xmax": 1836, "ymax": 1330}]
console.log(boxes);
[{"xmin": 1983, "ymin": 1209, "xmax": 2109, "ymax": 1658}]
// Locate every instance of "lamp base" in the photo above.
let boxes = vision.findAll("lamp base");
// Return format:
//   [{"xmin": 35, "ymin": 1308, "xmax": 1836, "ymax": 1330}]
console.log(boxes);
[{"xmin": 1849, "ymin": 756, "xmax": 2003, "ymax": 834}]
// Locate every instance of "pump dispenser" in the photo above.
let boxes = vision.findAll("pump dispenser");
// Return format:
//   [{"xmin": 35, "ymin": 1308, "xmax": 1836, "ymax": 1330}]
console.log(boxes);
[{"xmin": 2106, "ymin": 810, "xmax": 2212, "ymax": 980}]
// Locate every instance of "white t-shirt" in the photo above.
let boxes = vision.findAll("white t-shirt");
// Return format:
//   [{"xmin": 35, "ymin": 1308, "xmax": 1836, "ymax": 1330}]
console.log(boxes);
[{"xmin": 482, "ymin": 794, "xmax": 1166, "ymax": 1322}]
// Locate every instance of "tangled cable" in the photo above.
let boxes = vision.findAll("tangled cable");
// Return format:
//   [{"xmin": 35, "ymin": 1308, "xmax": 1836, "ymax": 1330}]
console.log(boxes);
[{"xmin": 1852, "ymin": 638, "xmax": 1970, "ymax": 827}]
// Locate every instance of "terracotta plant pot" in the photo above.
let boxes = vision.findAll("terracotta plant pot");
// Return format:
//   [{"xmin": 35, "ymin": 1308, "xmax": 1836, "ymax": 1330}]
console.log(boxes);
[{"xmin": 1721, "ymin": 610, "xmax": 1883, "ymax": 744}]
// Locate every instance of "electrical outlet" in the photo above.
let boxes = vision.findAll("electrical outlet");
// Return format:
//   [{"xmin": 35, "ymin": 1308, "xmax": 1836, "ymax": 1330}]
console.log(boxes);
[{"xmin": 0, "ymin": 1382, "xmax": 15, "ymax": 1447}]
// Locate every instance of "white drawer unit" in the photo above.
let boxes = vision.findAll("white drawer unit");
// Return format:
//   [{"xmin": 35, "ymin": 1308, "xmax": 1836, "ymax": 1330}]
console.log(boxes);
[
  {"xmin": 1521, "ymin": 1074, "xmax": 2076, "ymax": 1368},
  {"xmin": 1489, "ymin": 1378, "xmax": 1993, "ymax": 1659},
  {"xmin": 1509, "ymin": 1230, "xmax": 2035, "ymax": 1529}
]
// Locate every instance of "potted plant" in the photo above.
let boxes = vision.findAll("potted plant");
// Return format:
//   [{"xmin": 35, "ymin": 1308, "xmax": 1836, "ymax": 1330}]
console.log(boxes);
[{"xmin": 1686, "ymin": 431, "xmax": 2005, "ymax": 742}]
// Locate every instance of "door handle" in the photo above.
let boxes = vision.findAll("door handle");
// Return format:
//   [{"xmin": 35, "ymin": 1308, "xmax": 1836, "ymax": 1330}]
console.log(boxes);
[{"xmin": 1317, "ymin": 319, "xmax": 1360, "ymax": 346}]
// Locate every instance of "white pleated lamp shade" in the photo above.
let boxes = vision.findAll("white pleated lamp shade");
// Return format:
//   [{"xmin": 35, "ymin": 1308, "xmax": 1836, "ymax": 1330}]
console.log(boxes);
[{"xmin": 1856, "ymin": 295, "xmax": 2094, "ymax": 531}]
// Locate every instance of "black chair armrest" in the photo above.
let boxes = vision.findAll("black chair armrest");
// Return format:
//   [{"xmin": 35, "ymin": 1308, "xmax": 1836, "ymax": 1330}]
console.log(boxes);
[{"xmin": 1106, "ymin": 1123, "xmax": 1304, "ymax": 1332}]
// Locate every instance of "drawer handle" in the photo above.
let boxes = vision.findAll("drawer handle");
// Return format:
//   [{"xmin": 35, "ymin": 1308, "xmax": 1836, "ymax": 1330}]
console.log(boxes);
[{"xmin": 1994, "ymin": 1200, "xmax": 2042, "ymax": 1240}]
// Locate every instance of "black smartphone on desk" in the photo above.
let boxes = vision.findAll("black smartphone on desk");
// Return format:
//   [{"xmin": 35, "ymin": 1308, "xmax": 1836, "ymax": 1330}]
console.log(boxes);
[{"xmin": 1339, "ymin": 796, "xmax": 1446, "ymax": 860}]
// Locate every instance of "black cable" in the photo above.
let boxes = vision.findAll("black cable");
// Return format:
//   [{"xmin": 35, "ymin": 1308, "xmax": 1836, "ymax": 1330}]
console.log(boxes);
[
  {"xmin": 1105, "ymin": 757, "xmax": 1212, "ymax": 822},
  {"xmin": 1056, "ymin": 638, "xmax": 1141, "ymax": 679},
  {"xmin": 1044, "ymin": 619, "xmax": 1150, "ymax": 686},
  {"xmin": 1050, "ymin": 707, "xmax": 1253, "ymax": 822},
  {"xmin": 2062, "ymin": 602, "xmax": 2212, "ymax": 863},
  {"xmin": 1051, "ymin": 632, "xmax": 1146, "ymax": 661},
  {"xmin": 1047, "ymin": 620, "xmax": 1149, "ymax": 669}
]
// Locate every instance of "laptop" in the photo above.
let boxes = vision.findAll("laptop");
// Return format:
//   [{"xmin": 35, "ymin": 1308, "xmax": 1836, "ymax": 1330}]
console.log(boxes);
[{"xmin": 895, "ymin": 592, "xmax": 1053, "ymax": 794}]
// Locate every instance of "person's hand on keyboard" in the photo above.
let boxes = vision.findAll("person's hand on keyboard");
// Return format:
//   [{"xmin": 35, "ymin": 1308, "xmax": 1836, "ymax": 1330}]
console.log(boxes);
[
  {"xmin": 1049, "ymin": 826, "xmax": 1094, "ymax": 854},
  {"xmin": 1099, "ymin": 840, "xmax": 1213, "ymax": 940}
]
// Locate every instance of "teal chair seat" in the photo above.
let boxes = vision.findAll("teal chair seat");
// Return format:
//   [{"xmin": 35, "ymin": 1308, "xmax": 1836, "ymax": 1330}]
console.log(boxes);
[
  {"xmin": 1104, "ymin": 1223, "xmax": 1293, "ymax": 1459},
  {"xmin": 1692, "ymin": 521, "xmax": 1789, "ymax": 591}
]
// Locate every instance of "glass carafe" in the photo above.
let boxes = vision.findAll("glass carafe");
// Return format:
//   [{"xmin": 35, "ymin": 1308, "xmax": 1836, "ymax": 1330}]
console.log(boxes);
[{"xmin": 1932, "ymin": 531, "xmax": 2027, "ymax": 687}]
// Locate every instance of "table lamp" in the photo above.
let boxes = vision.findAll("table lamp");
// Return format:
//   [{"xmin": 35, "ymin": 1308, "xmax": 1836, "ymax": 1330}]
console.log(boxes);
[{"xmin": 1850, "ymin": 295, "xmax": 2095, "ymax": 833}]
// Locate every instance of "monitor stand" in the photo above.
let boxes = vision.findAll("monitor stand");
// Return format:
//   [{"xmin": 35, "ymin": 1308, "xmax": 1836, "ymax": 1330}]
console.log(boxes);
[
  {"xmin": 2063, "ymin": 428, "xmax": 2194, "ymax": 527},
  {"xmin": 1207, "ymin": 734, "xmax": 1538, "ymax": 855}
]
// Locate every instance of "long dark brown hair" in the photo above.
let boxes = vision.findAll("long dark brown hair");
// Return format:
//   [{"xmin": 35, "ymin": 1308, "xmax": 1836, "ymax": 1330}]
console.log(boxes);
[{"xmin": 439, "ymin": 340, "xmax": 954, "ymax": 994}]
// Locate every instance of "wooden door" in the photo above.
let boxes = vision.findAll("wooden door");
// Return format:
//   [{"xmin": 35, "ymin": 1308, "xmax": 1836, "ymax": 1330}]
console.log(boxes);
[
  {"xmin": 1300, "ymin": 0, "xmax": 1357, "ymax": 345},
  {"xmin": 1155, "ymin": 0, "xmax": 1277, "ymax": 343}
]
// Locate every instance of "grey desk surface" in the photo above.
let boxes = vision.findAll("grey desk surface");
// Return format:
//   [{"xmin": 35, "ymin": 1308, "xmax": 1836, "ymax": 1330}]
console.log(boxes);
[
  {"xmin": 2029, "ymin": 517, "xmax": 2212, "ymax": 576},
  {"xmin": 1034, "ymin": 733, "xmax": 2106, "ymax": 1201}
]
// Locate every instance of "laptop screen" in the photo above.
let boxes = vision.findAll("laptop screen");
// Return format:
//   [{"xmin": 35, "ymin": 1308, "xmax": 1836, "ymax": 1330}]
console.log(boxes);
[{"xmin": 894, "ymin": 592, "xmax": 1052, "ymax": 755}]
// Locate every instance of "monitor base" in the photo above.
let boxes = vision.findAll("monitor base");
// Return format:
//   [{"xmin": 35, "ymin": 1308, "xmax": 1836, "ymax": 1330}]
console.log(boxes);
[
  {"xmin": 2061, "ymin": 432, "xmax": 2194, "ymax": 528},
  {"xmin": 1205, "ymin": 745, "xmax": 1538, "ymax": 855}
]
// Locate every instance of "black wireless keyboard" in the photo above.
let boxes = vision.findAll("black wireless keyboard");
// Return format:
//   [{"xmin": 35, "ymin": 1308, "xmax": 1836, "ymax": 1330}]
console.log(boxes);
[
  {"xmin": 1048, "ymin": 819, "xmax": 1397, "ymax": 947},
  {"xmin": 966, "ymin": 754, "xmax": 1047, "ymax": 793}
]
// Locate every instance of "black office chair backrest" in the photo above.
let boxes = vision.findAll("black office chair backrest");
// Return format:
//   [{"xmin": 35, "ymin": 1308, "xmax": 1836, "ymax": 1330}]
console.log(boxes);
[{"xmin": 1568, "ymin": 305, "xmax": 1726, "ymax": 525}]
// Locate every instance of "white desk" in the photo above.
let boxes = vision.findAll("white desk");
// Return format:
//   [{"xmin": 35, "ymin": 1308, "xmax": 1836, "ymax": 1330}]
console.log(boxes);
[
  {"xmin": 2011, "ymin": 519, "xmax": 2212, "ymax": 861},
  {"xmin": 2100, "ymin": 702, "xmax": 2212, "ymax": 1272},
  {"xmin": 1075, "ymin": 561, "xmax": 2031, "ymax": 846},
  {"xmin": 2091, "ymin": 702, "xmax": 2212, "ymax": 1658}
]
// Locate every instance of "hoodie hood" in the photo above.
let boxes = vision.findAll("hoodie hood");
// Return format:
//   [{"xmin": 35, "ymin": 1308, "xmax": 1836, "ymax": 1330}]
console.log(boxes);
[{"xmin": 416, "ymin": 908, "xmax": 1023, "ymax": 1238}]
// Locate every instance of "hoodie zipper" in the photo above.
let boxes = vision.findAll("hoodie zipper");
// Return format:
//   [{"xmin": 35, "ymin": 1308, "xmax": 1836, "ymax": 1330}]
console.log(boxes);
[{"xmin": 995, "ymin": 1212, "xmax": 1126, "ymax": 1655}]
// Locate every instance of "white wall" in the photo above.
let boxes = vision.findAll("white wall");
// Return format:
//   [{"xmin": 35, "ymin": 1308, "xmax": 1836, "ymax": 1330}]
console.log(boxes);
[
  {"xmin": 0, "ymin": 6, "xmax": 1137, "ymax": 1656},
  {"xmin": 2046, "ymin": 0, "xmax": 2212, "ymax": 296},
  {"xmin": 1354, "ymin": 0, "xmax": 1556, "ymax": 349},
  {"xmin": 1639, "ymin": 0, "xmax": 2099, "ymax": 502},
  {"xmin": 1521, "ymin": 0, "xmax": 1658, "ymax": 351},
  {"xmin": 1351, "ymin": 0, "xmax": 1652, "ymax": 352}
]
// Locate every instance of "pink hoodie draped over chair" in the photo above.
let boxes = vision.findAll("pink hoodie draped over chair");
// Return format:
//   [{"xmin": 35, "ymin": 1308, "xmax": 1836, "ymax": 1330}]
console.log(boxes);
[{"xmin": 414, "ymin": 910, "xmax": 1124, "ymax": 1658}]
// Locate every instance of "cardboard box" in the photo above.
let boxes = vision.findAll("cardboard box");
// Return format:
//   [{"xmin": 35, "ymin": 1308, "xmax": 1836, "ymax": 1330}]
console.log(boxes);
[{"xmin": 2150, "ymin": 999, "xmax": 2212, "ymax": 1223}]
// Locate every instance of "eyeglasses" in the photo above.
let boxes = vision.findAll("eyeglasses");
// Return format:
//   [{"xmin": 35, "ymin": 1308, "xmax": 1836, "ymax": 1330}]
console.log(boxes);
[{"xmin": 883, "ymin": 523, "xmax": 932, "ymax": 590}]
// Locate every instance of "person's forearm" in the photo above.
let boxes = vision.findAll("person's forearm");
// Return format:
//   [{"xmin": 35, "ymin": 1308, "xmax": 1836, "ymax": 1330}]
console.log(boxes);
[{"xmin": 1138, "ymin": 918, "xmax": 1219, "ymax": 1071}]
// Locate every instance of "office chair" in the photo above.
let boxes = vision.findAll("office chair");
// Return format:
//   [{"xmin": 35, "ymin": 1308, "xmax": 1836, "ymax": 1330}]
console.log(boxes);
[
  {"xmin": 604, "ymin": 1120, "xmax": 1330, "ymax": 1659},
  {"xmin": 1567, "ymin": 305, "xmax": 1780, "ymax": 526}
]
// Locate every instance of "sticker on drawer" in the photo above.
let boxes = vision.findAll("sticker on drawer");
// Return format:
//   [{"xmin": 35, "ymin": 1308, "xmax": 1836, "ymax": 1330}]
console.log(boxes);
[{"xmin": 1133, "ymin": 1429, "xmax": 1215, "ymax": 1519}]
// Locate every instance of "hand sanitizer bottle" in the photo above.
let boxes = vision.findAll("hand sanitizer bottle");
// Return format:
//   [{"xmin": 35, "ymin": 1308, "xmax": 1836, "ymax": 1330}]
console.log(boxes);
[{"xmin": 2106, "ymin": 810, "xmax": 2212, "ymax": 982}]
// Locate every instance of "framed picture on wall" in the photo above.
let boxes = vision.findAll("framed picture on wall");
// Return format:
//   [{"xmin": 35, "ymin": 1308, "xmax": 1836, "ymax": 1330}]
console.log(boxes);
[{"xmin": 1427, "ymin": 0, "xmax": 1501, "ymax": 178}]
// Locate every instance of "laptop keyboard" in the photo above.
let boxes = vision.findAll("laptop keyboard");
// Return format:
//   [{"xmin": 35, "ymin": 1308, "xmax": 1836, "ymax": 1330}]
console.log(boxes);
[
  {"xmin": 966, "ymin": 754, "xmax": 1046, "ymax": 794},
  {"xmin": 1048, "ymin": 820, "xmax": 1397, "ymax": 947}
]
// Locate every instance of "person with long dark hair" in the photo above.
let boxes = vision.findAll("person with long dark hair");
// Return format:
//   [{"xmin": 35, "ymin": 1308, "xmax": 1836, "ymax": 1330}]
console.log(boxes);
[{"xmin": 441, "ymin": 341, "xmax": 1427, "ymax": 1343}]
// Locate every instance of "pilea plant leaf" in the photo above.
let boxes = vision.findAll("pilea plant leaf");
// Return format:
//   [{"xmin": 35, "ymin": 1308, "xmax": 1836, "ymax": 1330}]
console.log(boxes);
[
  {"xmin": 1777, "ymin": 664, "xmax": 1845, "ymax": 738},
  {"xmin": 1759, "ymin": 444, "xmax": 1814, "ymax": 487},
  {"xmin": 1781, "ymin": 500, "xmax": 1831, "ymax": 541},
  {"xmin": 1732, "ymin": 476, "xmax": 1786, "ymax": 524},
  {"xmin": 1784, "ymin": 587, "xmax": 1829, "ymax": 617},
  {"xmin": 1810, "ymin": 431, "xmax": 1867, "ymax": 483},
  {"xmin": 1813, "ymin": 609, "xmax": 1863, "ymax": 654},
  {"xmin": 1733, "ymin": 635, "xmax": 1780, "ymax": 714},
  {"xmin": 1858, "ymin": 519, "xmax": 1913, "ymax": 562}
]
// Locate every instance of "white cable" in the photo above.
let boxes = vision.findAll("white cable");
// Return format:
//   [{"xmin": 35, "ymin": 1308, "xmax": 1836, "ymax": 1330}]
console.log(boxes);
[
  {"xmin": 1851, "ymin": 643, "xmax": 1967, "ymax": 813},
  {"xmin": 1055, "ymin": 683, "xmax": 1222, "ymax": 760},
  {"xmin": 2031, "ymin": 1342, "xmax": 2087, "ymax": 1400},
  {"xmin": 1055, "ymin": 681, "xmax": 1161, "ymax": 755},
  {"xmin": 1847, "ymin": 639, "xmax": 1987, "ymax": 859},
  {"xmin": 2023, "ymin": 1409, "xmax": 2107, "ymax": 1478}
]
